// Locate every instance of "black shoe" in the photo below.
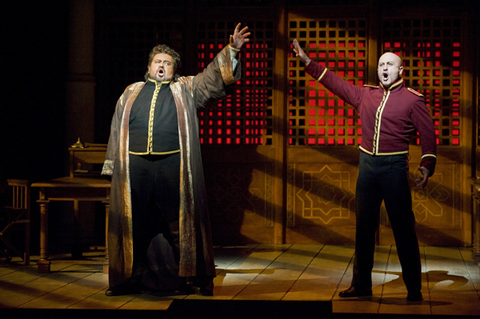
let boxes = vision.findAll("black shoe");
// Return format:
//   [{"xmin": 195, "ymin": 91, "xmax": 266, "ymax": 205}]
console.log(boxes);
[
  {"xmin": 199, "ymin": 286, "xmax": 213, "ymax": 296},
  {"xmin": 188, "ymin": 281, "xmax": 214, "ymax": 296},
  {"xmin": 105, "ymin": 282, "xmax": 144, "ymax": 296},
  {"xmin": 339, "ymin": 286, "xmax": 372, "ymax": 298},
  {"xmin": 407, "ymin": 291, "xmax": 423, "ymax": 301},
  {"xmin": 176, "ymin": 284, "xmax": 195, "ymax": 295}
]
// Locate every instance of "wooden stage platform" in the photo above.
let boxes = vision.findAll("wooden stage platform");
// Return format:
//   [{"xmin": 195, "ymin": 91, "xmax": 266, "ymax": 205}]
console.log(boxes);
[{"xmin": 1, "ymin": 244, "xmax": 479, "ymax": 318}]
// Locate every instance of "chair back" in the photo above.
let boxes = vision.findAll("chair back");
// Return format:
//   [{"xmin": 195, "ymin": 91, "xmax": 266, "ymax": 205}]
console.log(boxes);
[
  {"xmin": 1, "ymin": 179, "xmax": 31, "ymax": 264},
  {"xmin": 6, "ymin": 179, "xmax": 30, "ymax": 212}
]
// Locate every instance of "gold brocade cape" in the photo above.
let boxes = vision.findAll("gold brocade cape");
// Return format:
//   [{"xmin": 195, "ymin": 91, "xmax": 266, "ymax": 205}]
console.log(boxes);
[{"xmin": 102, "ymin": 45, "xmax": 241, "ymax": 286}]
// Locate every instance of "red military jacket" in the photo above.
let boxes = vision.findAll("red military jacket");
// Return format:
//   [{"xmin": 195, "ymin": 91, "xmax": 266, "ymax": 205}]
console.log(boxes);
[{"xmin": 305, "ymin": 60, "xmax": 437, "ymax": 176}]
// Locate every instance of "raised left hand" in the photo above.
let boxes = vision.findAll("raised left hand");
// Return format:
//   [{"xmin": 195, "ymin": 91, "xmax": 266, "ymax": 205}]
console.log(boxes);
[{"xmin": 230, "ymin": 23, "xmax": 250, "ymax": 50}]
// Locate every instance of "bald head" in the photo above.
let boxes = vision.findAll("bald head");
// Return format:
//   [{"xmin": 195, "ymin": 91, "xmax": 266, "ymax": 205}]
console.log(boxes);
[{"xmin": 377, "ymin": 52, "xmax": 403, "ymax": 88}]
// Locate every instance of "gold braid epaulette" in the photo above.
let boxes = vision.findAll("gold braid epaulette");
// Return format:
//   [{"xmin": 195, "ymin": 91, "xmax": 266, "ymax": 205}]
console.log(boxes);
[{"xmin": 407, "ymin": 87, "xmax": 424, "ymax": 96}]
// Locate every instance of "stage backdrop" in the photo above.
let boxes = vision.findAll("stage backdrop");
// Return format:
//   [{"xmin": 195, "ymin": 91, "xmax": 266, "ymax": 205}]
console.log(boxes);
[{"xmin": 93, "ymin": 0, "xmax": 478, "ymax": 246}]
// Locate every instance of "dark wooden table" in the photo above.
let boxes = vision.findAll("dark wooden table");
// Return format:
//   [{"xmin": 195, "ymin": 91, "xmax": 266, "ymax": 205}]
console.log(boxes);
[{"xmin": 31, "ymin": 176, "xmax": 110, "ymax": 273}]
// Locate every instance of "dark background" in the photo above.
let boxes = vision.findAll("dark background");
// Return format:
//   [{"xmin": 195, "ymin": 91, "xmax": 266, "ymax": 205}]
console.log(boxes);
[{"xmin": 2, "ymin": 2, "xmax": 69, "ymax": 182}]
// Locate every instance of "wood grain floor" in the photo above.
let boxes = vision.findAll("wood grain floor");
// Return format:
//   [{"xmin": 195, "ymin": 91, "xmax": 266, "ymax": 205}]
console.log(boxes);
[{"xmin": 1, "ymin": 244, "xmax": 479, "ymax": 318}]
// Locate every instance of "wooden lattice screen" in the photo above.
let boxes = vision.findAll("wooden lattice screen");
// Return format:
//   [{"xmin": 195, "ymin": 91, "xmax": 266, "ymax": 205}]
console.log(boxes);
[
  {"xmin": 197, "ymin": 21, "xmax": 274, "ymax": 146},
  {"xmin": 288, "ymin": 19, "xmax": 368, "ymax": 147}
]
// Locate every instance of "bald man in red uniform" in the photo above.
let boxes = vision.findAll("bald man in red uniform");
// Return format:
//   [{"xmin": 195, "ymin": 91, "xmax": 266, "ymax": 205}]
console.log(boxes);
[{"xmin": 293, "ymin": 39, "xmax": 436, "ymax": 302}]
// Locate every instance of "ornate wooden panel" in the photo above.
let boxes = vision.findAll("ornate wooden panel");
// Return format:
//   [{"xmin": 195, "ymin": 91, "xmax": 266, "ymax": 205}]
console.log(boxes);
[
  {"xmin": 286, "ymin": 10, "xmax": 470, "ymax": 245},
  {"xmin": 286, "ymin": 15, "xmax": 368, "ymax": 243}
]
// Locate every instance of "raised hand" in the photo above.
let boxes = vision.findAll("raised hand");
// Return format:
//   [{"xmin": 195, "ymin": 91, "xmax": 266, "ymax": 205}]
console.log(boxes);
[
  {"xmin": 230, "ymin": 23, "xmax": 250, "ymax": 50},
  {"xmin": 293, "ymin": 38, "xmax": 311, "ymax": 65}
]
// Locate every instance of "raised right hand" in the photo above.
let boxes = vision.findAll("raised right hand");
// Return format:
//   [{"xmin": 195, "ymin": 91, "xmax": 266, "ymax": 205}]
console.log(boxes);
[{"xmin": 293, "ymin": 39, "xmax": 311, "ymax": 65}]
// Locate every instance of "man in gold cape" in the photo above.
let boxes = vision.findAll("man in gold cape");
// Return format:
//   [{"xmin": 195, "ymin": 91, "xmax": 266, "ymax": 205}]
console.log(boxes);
[{"xmin": 102, "ymin": 23, "xmax": 250, "ymax": 296}]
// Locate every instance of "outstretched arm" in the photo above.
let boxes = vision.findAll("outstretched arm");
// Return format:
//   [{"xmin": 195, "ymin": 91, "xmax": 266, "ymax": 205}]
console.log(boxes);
[
  {"xmin": 230, "ymin": 23, "xmax": 250, "ymax": 50},
  {"xmin": 293, "ymin": 39, "xmax": 311, "ymax": 65}
]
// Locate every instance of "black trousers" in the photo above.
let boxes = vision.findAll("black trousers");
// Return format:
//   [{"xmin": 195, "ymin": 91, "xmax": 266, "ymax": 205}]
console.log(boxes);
[
  {"xmin": 352, "ymin": 152, "xmax": 421, "ymax": 292},
  {"xmin": 129, "ymin": 153, "xmax": 181, "ymax": 280}
]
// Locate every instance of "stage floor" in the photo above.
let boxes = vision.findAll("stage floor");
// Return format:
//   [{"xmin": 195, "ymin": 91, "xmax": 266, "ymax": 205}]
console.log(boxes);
[{"xmin": 1, "ymin": 244, "xmax": 479, "ymax": 318}]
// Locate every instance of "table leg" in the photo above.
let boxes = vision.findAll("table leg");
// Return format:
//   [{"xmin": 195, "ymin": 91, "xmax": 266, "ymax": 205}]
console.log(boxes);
[
  {"xmin": 72, "ymin": 200, "xmax": 84, "ymax": 259},
  {"xmin": 37, "ymin": 200, "xmax": 51, "ymax": 273}
]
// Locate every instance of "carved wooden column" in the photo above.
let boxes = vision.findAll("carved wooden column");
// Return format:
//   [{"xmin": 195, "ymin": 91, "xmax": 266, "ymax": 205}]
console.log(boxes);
[{"xmin": 66, "ymin": 0, "xmax": 95, "ymax": 150}]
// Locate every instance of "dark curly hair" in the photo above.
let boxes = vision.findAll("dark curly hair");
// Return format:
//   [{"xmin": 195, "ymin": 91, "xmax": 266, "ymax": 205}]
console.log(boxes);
[{"xmin": 144, "ymin": 44, "xmax": 181, "ymax": 80}]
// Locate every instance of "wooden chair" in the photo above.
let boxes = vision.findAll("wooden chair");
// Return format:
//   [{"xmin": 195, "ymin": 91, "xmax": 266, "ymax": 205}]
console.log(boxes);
[{"xmin": 0, "ymin": 179, "xmax": 31, "ymax": 265}]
